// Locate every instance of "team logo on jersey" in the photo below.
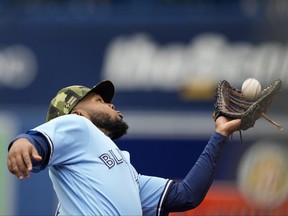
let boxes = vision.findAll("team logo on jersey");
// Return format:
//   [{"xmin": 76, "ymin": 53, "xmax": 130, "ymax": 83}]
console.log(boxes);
[{"xmin": 99, "ymin": 149, "xmax": 124, "ymax": 169}]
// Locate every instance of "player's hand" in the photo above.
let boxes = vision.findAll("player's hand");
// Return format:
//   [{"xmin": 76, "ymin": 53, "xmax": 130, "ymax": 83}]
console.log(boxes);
[
  {"xmin": 215, "ymin": 115, "xmax": 241, "ymax": 137},
  {"xmin": 7, "ymin": 138, "xmax": 42, "ymax": 180}
]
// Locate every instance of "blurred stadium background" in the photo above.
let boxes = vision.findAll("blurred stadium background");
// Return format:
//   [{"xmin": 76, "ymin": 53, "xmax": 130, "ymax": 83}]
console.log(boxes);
[{"xmin": 0, "ymin": 0, "xmax": 288, "ymax": 215}]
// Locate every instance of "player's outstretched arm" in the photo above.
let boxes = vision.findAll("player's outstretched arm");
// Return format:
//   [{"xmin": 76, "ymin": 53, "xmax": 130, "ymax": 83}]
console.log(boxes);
[
  {"xmin": 7, "ymin": 138, "xmax": 42, "ymax": 180},
  {"xmin": 162, "ymin": 115, "xmax": 241, "ymax": 212}
]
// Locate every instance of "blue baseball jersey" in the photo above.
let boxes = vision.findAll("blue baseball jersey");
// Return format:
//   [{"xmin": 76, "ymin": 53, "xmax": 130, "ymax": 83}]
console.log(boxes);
[{"xmin": 31, "ymin": 114, "xmax": 173, "ymax": 216}]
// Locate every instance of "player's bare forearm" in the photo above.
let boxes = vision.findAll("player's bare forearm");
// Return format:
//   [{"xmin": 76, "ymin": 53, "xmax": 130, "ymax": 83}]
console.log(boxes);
[{"xmin": 7, "ymin": 138, "xmax": 42, "ymax": 180}]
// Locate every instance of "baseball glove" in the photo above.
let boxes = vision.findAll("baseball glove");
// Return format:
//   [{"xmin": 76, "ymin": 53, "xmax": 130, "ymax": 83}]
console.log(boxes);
[{"xmin": 214, "ymin": 79, "xmax": 284, "ymax": 131}]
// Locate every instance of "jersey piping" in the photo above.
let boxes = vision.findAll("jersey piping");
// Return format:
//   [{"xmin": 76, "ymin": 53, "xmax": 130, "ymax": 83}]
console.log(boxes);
[{"xmin": 157, "ymin": 179, "xmax": 174, "ymax": 216}]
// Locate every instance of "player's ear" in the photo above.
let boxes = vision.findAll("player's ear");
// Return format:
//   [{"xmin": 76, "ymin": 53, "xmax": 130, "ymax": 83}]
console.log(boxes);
[
  {"xmin": 71, "ymin": 109, "xmax": 83, "ymax": 116},
  {"xmin": 71, "ymin": 106, "xmax": 91, "ymax": 120}
]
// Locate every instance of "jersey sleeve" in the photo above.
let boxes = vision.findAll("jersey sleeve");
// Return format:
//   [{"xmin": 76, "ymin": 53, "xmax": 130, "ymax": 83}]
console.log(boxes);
[
  {"xmin": 139, "ymin": 174, "xmax": 174, "ymax": 216},
  {"xmin": 31, "ymin": 114, "xmax": 91, "ymax": 166}
]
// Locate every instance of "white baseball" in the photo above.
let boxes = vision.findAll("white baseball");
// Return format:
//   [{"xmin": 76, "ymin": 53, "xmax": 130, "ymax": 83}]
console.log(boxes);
[{"xmin": 241, "ymin": 78, "xmax": 262, "ymax": 101}]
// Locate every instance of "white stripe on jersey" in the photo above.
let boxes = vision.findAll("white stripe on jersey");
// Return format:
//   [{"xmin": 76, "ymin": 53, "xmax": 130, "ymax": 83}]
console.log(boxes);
[{"xmin": 157, "ymin": 180, "xmax": 174, "ymax": 216}]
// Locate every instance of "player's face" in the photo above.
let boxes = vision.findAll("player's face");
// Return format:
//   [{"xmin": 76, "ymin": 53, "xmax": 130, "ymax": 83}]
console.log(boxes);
[{"xmin": 74, "ymin": 92, "xmax": 129, "ymax": 140}]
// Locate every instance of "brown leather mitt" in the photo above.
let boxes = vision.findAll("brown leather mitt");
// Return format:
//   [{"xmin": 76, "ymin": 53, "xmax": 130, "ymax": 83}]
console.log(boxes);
[{"xmin": 214, "ymin": 79, "xmax": 284, "ymax": 131}]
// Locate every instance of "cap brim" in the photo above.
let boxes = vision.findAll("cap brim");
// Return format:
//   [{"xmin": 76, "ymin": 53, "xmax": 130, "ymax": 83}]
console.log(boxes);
[{"xmin": 89, "ymin": 80, "xmax": 115, "ymax": 103}]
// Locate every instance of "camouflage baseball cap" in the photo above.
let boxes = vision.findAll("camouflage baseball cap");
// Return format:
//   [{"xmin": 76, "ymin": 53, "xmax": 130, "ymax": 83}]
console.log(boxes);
[{"xmin": 46, "ymin": 80, "xmax": 114, "ymax": 122}]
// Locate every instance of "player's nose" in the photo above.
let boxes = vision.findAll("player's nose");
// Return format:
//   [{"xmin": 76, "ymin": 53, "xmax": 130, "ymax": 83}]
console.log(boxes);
[{"xmin": 107, "ymin": 103, "xmax": 115, "ymax": 110}]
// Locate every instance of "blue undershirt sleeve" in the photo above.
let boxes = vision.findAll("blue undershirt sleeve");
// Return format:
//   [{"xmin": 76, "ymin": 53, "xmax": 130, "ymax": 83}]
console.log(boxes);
[
  {"xmin": 8, "ymin": 132, "xmax": 51, "ymax": 173},
  {"xmin": 162, "ymin": 131, "xmax": 228, "ymax": 212}
]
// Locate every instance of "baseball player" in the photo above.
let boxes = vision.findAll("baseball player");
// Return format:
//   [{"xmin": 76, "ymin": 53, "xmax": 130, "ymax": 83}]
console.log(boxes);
[{"xmin": 7, "ymin": 80, "xmax": 241, "ymax": 215}]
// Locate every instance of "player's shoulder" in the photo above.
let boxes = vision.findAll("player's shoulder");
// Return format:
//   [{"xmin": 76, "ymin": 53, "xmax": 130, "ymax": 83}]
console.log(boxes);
[
  {"xmin": 43, "ymin": 114, "xmax": 92, "ymax": 130},
  {"xmin": 35, "ymin": 114, "xmax": 94, "ymax": 136},
  {"xmin": 50, "ymin": 114, "xmax": 88, "ymax": 123}
]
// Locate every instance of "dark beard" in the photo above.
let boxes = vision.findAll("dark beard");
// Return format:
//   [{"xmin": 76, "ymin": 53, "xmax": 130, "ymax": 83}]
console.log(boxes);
[{"xmin": 89, "ymin": 112, "xmax": 129, "ymax": 140}]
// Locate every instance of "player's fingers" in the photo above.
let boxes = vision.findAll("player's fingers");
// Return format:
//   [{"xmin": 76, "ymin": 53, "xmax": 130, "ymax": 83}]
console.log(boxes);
[
  {"xmin": 21, "ymin": 145, "xmax": 42, "ymax": 177},
  {"xmin": 23, "ymin": 153, "xmax": 33, "ymax": 172},
  {"xmin": 16, "ymin": 154, "xmax": 31, "ymax": 179},
  {"xmin": 7, "ymin": 138, "xmax": 37, "ymax": 179},
  {"xmin": 21, "ymin": 146, "xmax": 42, "ymax": 175},
  {"xmin": 23, "ymin": 146, "xmax": 40, "ymax": 172},
  {"xmin": 31, "ymin": 147, "xmax": 42, "ymax": 162},
  {"xmin": 7, "ymin": 157, "xmax": 24, "ymax": 180}
]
